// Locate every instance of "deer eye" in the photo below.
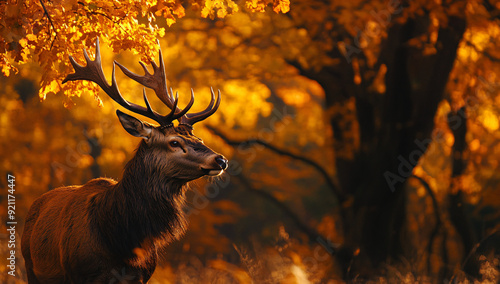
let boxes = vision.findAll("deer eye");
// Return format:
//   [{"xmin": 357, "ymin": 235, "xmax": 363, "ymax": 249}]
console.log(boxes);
[{"xmin": 169, "ymin": 141, "xmax": 180, "ymax": 147}]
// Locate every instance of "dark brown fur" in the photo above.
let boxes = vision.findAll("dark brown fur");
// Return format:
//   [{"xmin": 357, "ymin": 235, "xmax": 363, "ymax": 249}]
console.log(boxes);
[{"xmin": 22, "ymin": 124, "xmax": 226, "ymax": 283}]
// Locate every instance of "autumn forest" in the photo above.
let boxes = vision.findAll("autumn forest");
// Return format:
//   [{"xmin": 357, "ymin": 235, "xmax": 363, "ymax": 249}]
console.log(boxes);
[{"xmin": 1, "ymin": 0, "xmax": 500, "ymax": 283}]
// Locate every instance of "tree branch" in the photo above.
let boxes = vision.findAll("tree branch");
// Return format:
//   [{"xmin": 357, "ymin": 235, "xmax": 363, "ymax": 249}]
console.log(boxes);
[
  {"xmin": 206, "ymin": 125, "xmax": 345, "ymax": 203},
  {"xmin": 39, "ymin": 0, "xmax": 58, "ymax": 49},
  {"xmin": 465, "ymin": 40, "xmax": 500, "ymax": 62},
  {"xmin": 77, "ymin": 2, "xmax": 129, "ymax": 35},
  {"xmin": 450, "ymin": 229, "xmax": 500, "ymax": 283},
  {"xmin": 410, "ymin": 174, "xmax": 443, "ymax": 274},
  {"xmin": 235, "ymin": 173, "xmax": 329, "ymax": 245},
  {"xmin": 447, "ymin": 106, "xmax": 480, "ymax": 278},
  {"xmin": 481, "ymin": 0, "xmax": 500, "ymax": 21}
]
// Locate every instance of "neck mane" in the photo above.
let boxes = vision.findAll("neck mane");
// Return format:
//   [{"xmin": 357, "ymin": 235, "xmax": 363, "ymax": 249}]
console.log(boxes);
[{"xmin": 92, "ymin": 141, "xmax": 189, "ymax": 259}]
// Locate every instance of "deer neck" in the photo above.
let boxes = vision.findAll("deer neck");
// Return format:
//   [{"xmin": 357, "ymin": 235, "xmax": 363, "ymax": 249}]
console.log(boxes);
[{"xmin": 93, "ymin": 141, "xmax": 189, "ymax": 258}]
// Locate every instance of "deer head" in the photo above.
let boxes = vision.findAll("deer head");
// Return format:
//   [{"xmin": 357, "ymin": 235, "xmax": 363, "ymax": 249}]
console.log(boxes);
[{"xmin": 62, "ymin": 38, "xmax": 227, "ymax": 181}]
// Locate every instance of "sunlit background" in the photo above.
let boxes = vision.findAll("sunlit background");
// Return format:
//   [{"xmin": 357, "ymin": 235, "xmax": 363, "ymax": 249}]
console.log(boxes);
[{"xmin": 1, "ymin": 0, "xmax": 500, "ymax": 283}]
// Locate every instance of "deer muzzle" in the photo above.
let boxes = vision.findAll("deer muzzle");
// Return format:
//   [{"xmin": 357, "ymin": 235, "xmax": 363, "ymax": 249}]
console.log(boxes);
[{"xmin": 202, "ymin": 155, "xmax": 228, "ymax": 176}]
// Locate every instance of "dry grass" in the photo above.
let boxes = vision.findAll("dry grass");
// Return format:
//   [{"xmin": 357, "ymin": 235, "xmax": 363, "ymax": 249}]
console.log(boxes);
[{"xmin": 2, "ymin": 221, "xmax": 498, "ymax": 284}]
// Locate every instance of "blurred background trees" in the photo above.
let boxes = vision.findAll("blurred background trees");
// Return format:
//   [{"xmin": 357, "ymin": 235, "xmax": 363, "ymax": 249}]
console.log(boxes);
[{"xmin": 1, "ymin": 0, "xmax": 500, "ymax": 283}]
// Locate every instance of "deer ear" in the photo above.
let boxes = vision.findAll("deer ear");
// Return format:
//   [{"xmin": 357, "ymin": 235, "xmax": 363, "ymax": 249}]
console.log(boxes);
[{"xmin": 116, "ymin": 110, "xmax": 152, "ymax": 139}]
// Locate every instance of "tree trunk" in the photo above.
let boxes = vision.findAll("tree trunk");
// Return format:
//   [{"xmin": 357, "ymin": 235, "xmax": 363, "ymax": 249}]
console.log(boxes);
[
  {"xmin": 447, "ymin": 107, "xmax": 479, "ymax": 279},
  {"xmin": 299, "ymin": 14, "xmax": 467, "ymax": 277}
]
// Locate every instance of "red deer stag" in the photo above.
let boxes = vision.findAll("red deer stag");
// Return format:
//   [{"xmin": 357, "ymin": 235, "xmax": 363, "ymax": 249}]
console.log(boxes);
[{"xmin": 21, "ymin": 38, "xmax": 228, "ymax": 283}]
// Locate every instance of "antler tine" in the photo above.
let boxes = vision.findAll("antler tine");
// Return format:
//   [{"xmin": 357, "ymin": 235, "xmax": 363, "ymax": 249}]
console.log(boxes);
[
  {"xmin": 114, "ymin": 48, "xmax": 180, "ymax": 112},
  {"xmin": 142, "ymin": 88, "xmax": 155, "ymax": 114},
  {"xmin": 169, "ymin": 87, "xmax": 175, "ymax": 101},
  {"xmin": 169, "ymin": 92, "xmax": 180, "ymax": 120},
  {"xmin": 173, "ymin": 89, "xmax": 195, "ymax": 119},
  {"xmin": 62, "ymin": 38, "xmax": 174, "ymax": 126},
  {"xmin": 180, "ymin": 88, "xmax": 221, "ymax": 126},
  {"xmin": 138, "ymin": 61, "xmax": 152, "ymax": 76},
  {"xmin": 141, "ymin": 89, "xmax": 173, "ymax": 123}
]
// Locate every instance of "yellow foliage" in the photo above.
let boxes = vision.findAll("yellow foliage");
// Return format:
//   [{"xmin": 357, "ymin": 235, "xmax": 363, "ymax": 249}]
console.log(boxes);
[
  {"xmin": 245, "ymin": 0, "xmax": 289, "ymax": 13},
  {"xmin": 469, "ymin": 139, "xmax": 480, "ymax": 151},
  {"xmin": 220, "ymin": 79, "xmax": 272, "ymax": 128},
  {"xmin": 479, "ymin": 109, "xmax": 499, "ymax": 132},
  {"xmin": 273, "ymin": 0, "xmax": 290, "ymax": 13},
  {"xmin": 0, "ymin": 0, "xmax": 289, "ymax": 106},
  {"xmin": 278, "ymin": 87, "xmax": 310, "ymax": 106}
]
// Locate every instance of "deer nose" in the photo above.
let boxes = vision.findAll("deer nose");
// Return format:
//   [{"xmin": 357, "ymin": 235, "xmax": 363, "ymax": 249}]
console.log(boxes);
[{"xmin": 215, "ymin": 156, "xmax": 228, "ymax": 170}]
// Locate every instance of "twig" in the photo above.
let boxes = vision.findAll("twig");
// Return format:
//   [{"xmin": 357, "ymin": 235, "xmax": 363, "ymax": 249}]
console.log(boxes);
[
  {"xmin": 235, "ymin": 174, "xmax": 323, "ymax": 242},
  {"xmin": 449, "ymin": 229, "xmax": 500, "ymax": 282},
  {"xmin": 77, "ymin": 2, "xmax": 129, "ymax": 36},
  {"xmin": 465, "ymin": 40, "xmax": 500, "ymax": 63},
  {"xmin": 206, "ymin": 125, "xmax": 345, "ymax": 203},
  {"xmin": 410, "ymin": 175, "xmax": 443, "ymax": 274},
  {"xmin": 440, "ymin": 228, "xmax": 449, "ymax": 282},
  {"xmin": 39, "ymin": 0, "xmax": 58, "ymax": 49},
  {"xmin": 481, "ymin": 0, "xmax": 500, "ymax": 21}
]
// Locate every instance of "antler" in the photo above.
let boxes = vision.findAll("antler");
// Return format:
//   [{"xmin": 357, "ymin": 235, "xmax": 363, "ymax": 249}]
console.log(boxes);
[
  {"xmin": 113, "ymin": 47, "xmax": 191, "ymax": 117},
  {"xmin": 62, "ymin": 38, "xmax": 220, "ymax": 127},
  {"xmin": 62, "ymin": 38, "xmax": 180, "ymax": 126},
  {"xmin": 111, "ymin": 43, "xmax": 221, "ymax": 127},
  {"xmin": 180, "ymin": 87, "xmax": 221, "ymax": 126}
]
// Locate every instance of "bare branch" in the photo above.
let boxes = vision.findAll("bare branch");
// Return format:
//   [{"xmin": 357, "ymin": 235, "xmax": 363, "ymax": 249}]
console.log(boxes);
[
  {"xmin": 39, "ymin": 0, "xmax": 58, "ymax": 49},
  {"xmin": 465, "ymin": 40, "xmax": 500, "ymax": 62},
  {"xmin": 235, "ymin": 173, "xmax": 328, "ymax": 245},
  {"xmin": 410, "ymin": 174, "xmax": 443, "ymax": 273},
  {"xmin": 77, "ymin": 2, "xmax": 129, "ymax": 35},
  {"xmin": 481, "ymin": 0, "xmax": 500, "ymax": 21},
  {"xmin": 206, "ymin": 125, "xmax": 345, "ymax": 203},
  {"xmin": 450, "ymin": 229, "xmax": 500, "ymax": 283}
]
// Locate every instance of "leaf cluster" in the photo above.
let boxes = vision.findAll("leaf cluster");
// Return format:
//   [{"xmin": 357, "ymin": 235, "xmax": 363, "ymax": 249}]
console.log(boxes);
[{"xmin": 0, "ymin": 0, "xmax": 289, "ymax": 103}]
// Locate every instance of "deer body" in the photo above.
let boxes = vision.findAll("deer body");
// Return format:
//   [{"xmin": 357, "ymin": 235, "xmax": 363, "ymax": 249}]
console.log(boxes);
[
  {"xmin": 21, "ymin": 39, "xmax": 227, "ymax": 283},
  {"xmin": 22, "ymin": 178, "xmax": 161, "ymax": 283}
]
